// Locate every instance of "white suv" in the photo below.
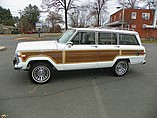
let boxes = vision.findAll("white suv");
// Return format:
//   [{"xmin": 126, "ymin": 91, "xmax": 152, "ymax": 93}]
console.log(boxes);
[{"xmin": 13, "ymin": 28, "xmax": 146, "ymax": 84}]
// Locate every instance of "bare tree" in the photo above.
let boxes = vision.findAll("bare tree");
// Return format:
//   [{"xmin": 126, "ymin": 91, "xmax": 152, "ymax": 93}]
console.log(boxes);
[
  {"xmin": 145, "ymin": 0, "xmax": 155, "ymax": 9},
  {"xmin": 47, "ymin": 11, "xmax": 63, "ymax": 32},
  {"xmin": 79, "ymin": 10, "xmax": 88, "ymax": 27},
  {"xmin": 89, "ymin": 0, "xmax": 108, "ymax": 27},
  {"xmin": 68, "ymin": 9, "xmax": 79, "ymax": 27},
  {"xmin": 77, "ymin": 5, "xmax": 90, "ymax": 27},
  {"xmin": 118, "ymin": 0, "xmax": 138, "ymax": 8},
  {"xmin": 68, "ymin": 4, "xmax": 90, "ymax": 28},
  {"xmin": 118, "ymin": 0, "xmax": 155, "ymax": 9},
  {"xmin": 42, "ymin": 0, "xmax": 77, "ymax": 30}
]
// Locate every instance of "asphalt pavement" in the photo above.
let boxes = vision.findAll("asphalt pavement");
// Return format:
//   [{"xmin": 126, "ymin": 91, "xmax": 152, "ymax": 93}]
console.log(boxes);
[{"xmin": 0, "ymin": 35, "xmax": 157, "ymax": 118}]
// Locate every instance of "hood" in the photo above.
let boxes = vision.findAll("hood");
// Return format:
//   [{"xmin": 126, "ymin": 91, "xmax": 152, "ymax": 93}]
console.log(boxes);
[{"xmin": 16, "ymin": 41, "xmax": 58, "ymax": 52}]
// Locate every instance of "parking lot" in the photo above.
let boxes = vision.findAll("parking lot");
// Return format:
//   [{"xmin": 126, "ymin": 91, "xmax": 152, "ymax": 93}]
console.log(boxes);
[{"xmin": 0, "ymin": 35, "xmax": 157, "ymax": 118}]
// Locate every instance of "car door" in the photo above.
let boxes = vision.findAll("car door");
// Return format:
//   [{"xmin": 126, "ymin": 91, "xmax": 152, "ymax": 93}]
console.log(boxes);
[
  {"xmin": 97, "ymin": 32, "xmax": 120, "ymax": 68},
  {"xmin": 118, "ymin": 33, "xmax": 145, "ymax": 64},
  {"xmin": 63, "ymin": 31, "xmax": 98, "ymax": 70}
]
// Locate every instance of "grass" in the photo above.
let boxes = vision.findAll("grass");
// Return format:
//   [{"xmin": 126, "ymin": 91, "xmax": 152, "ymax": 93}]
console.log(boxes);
[
  {"xmin": 14, "ymin": 33, "xmax": 62, "ymax": 40},
  {"xmin": 42, "ymin": 33, "xmax": 62, "ymax": 37},
  {"xmin": 141, "ymin": 38, "xmax": 157, "ymax": 44}
]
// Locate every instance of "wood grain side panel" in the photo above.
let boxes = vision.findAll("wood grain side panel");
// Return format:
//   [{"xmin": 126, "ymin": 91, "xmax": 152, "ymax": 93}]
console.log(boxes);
[
  {"xmin": 19, "ymin": 49, "xmax": 145, "ymax": 65},
  {"xmin": 50, "ymin": 51, "xmax": 62, "ymax": 63},
  {"xmin": 21, "ymin": 51, "xmax": 62, "ymax": 64},
  {"xmin": 122, "ymin": 50, "xmax": 144, "ymax": 56},
  {"xmin": 65, "ymin": 50, "xmax": 98, "ymax": 63},
  {"xmin": 98, "ymin": 50, "xmax": 119, "ymax": 61}
]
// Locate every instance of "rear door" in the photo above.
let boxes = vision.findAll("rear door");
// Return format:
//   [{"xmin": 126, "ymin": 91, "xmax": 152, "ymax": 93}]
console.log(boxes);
[
  {"xmin": 118, "ymin": 33, "xmax": 145, "ymax": 64},
  {"xmin": 97, "ymin": 31, "xmax": 120, "ymax": 68}
]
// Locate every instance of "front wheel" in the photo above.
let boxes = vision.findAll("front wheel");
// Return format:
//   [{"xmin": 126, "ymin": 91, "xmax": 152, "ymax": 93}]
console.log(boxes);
[
  {"xmin": 29, "ymin": 62, "xmax": 53, "ymax": 84},
  {"xmin": 112, "ymin": 60, "xmax": 129, "ymax": 76}
]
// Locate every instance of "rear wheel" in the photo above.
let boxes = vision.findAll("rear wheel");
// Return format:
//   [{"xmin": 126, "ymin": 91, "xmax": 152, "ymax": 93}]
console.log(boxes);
[
  {"xmin": 112, "ymin": 60, "xmax": 129, "ymax": 76},
  {"xmin": 29, "ymin": 62, "xmax": 53, "ymax": 84}
]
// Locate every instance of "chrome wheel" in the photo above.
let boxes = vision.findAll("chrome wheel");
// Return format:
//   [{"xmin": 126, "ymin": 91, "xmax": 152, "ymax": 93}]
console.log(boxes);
[
  {"xmin": 113, "ymin": 60, "xmax": 129, "ymax": 76},
  {"xmin": 29, "ymin": 63, "xmax": 52, "ymax": 84}
]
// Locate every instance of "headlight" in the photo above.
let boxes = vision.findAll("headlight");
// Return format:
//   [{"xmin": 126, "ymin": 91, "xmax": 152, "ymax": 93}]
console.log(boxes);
[{"xmin": 17, "ymin": 51, "xmax": 21, "ymax": 57}]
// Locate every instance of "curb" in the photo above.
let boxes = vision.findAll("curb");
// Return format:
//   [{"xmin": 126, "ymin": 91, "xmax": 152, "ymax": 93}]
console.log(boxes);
[{"xmin": 0, "ymin": 46, "xmax": 7, "ymax": 51}]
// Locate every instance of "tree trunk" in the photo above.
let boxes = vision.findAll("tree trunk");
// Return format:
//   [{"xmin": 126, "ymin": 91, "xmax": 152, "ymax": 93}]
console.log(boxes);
[
  {"xmin": 65, "ymin": 10, "xmax": 68, "ymax": 30},
  {"xmin": 64, "ymin": 0, "xmax": 68, "ymax": 30},
  {"xmin": 97, "ymin": 13, "xmax": 100, "ymax": 27}
]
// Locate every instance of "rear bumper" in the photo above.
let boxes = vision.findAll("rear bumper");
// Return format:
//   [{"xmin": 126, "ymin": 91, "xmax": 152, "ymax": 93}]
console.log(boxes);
[{"xmin": 141, "ymin": 60, "xmax": 146, "ymax": 65}]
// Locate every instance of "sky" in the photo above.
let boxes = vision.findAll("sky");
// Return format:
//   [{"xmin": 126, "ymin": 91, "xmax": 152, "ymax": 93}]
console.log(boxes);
[
  {"xmin": 1, "ymin": 0, "xmax": 156, "ymax": 20},
  {"xmin": 0, "ymin": 0, "xmax": 48, "ymax": 21},
  {"xmin": 0, "ymin": 0, "xmax": 42, "ymax": 11},
  {"xmin": 0, "ymin": 0, "xmax": 119, "ymax": 21}
]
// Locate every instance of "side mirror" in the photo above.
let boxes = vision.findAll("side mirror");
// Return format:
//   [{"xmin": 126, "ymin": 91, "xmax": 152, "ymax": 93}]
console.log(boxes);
[{"xmin": 67, "ymin": 42, "xmax": 73, "ymax": 46}]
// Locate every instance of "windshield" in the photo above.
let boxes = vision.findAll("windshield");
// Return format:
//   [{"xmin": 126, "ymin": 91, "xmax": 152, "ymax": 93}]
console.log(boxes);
[{"xmin": 58, "ymin": 29, "xmax": 76, "ymax": 44}]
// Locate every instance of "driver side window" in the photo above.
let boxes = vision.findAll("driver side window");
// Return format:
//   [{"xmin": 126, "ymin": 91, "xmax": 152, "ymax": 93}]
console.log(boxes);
[{"xmin": 72, "ymin": 32, "xmax": 95, "ymax": 45}]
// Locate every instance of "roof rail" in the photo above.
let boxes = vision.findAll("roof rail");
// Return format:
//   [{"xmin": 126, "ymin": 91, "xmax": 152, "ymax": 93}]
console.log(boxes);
[{"xmin": 101, "ymin": 26, "xmax": 135, "ymax": 31}]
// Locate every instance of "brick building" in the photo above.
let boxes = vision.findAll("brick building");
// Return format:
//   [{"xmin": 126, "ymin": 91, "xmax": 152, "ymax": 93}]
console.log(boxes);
[{"xmin": 107, "ymin": 8, "xmax": 157, "ymax": 38}]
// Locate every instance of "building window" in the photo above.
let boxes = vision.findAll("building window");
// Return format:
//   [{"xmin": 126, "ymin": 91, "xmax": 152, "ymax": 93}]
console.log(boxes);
[
  {"xmin": 114, "ymin": 16, "xmax": 116, "ymax": 21},
  {"xmin": 142, "ymin": 13, "xmax": 150, "ymax": 20},
  {"xmin": 132, "ymin": 12, "xmax": 137, "ymax": 19},
  {"xmin": 119, "ymin": 13, "xmax": 122, "ymax": 19},
  {"xmin": 132, "ymin": 25, "xmax": 136, "ymax": 29}
]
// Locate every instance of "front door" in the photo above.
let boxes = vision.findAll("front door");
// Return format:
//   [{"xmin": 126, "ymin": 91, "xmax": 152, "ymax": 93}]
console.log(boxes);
[{"xmin": 64, "ymin": 31, "xmax": 98, "ymax": 70}]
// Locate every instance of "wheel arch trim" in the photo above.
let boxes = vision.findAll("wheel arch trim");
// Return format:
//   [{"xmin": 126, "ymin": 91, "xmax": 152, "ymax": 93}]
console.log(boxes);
[
  {"xmin": 112, "ymin": 57, "xmax": 130, "ymax": 67},
  {"xmin": 23, "ymin": 57, "xmax": 60, "ymax": 70}
]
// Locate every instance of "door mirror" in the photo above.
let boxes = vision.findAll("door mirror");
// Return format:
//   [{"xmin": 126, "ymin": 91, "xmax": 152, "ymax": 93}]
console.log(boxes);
[
  {"xmin": 67, "ymin": 42, "xmax": 73, "ymax": 48},
  {"xmin": 67, "ymin": 42, "xmax": 73, "ymax": 46}
]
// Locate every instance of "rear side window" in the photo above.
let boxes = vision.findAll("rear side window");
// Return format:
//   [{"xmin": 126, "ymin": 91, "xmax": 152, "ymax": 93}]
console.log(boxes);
[
  {"xmin": 98, "ymin": 32, "xmax": 117, "ymax": 45},
  {"xmin": 119, "ymin": 34, "xmax": 139, "ymax": 45}
]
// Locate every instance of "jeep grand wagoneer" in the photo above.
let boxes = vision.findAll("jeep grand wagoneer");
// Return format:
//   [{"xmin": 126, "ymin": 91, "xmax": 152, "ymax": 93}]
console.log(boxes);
[{"xmin": 13, "ymin": 28, "xmax": 146, "ymax": 84}]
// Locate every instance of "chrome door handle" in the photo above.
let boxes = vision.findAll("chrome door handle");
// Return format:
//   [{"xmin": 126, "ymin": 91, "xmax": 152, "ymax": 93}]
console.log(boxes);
[
  {"xmin": 114, "ymin": 46, "xmax": 120, "ymax": 48},
  {"xmin": 91, "ymin": 46, "xmax": 98, "ymax": 48}
]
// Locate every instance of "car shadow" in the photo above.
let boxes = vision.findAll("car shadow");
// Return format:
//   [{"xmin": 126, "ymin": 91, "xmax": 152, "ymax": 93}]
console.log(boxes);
[{"xmin": 51, "ymin": 68, "xmax": 115, "ymax": 83}]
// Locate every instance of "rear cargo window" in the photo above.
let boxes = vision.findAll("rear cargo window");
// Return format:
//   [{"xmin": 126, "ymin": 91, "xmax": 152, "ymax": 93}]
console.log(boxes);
[{"xmin": 119, "ymin": 34, "xmax": 139, "ymax": 45}]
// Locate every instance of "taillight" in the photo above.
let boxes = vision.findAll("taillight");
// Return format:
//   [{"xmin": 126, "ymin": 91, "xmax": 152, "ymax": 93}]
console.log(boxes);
[{"xmin": 140, "ymin": 52, "xmax": 146, "ymax": 55}]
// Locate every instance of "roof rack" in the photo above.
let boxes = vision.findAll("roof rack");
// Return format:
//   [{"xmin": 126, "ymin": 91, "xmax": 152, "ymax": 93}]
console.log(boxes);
[{"xmin": 100, "ymin": 26, "xmax": 135, "ymax": 31}]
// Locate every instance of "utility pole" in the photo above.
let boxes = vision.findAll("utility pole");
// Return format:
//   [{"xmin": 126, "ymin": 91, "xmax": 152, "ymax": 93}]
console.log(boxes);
[{"xmin": 122, "ymin": 0, "xmax": 125, "ymax": 29}]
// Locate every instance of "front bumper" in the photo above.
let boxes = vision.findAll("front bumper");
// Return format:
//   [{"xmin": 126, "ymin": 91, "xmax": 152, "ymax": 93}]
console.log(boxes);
[
  {"xmin": 14, "ymin": 63, "xmax": 23, "ymax": 70},
  {"xmin": 13, "ymin": 58, "xmax": 23, "ymax": 70}
]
